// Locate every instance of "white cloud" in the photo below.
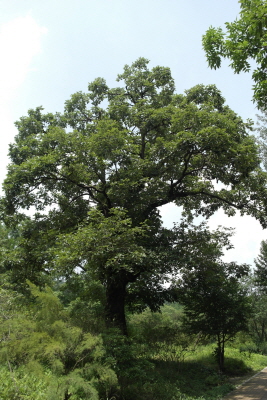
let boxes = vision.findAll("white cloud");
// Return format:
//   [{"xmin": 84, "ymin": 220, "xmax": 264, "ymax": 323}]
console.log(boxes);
[
  {"xmin": 0, "ymin": 14, "xmax": 47, "ymax": 102},
  {"xmin": 208, "ymin": 210, "xmax": 267, "ymax": 266},
  {"xmin": 160, "ymin": 203, "xmax": 267, "ymax": 268},
  {"xmin": 0, "ymin": 14, "xmax": 47, "ymax": 189}
]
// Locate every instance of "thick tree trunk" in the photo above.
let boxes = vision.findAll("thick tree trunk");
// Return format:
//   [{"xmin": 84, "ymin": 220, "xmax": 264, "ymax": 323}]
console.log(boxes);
[
  {"xmin": 105, "ymin": 274, "xmax": 128, "ymax": 335},
  {"xmin": 64, "ymin": 390, "xmax": 72, "ymax": 400}
]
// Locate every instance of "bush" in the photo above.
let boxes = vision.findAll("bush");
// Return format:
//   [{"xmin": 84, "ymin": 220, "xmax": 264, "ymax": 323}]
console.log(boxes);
[
  {"xmin": 0, "ymin": 284, "xmax": 119, "ymax": 400},
  {"xmin": 0, "ymin": 366, "xmax": 48, "ymax": 400},
  {"xmin": 128, "ymin": 305, "xmax": 196, "ymax": 362}
]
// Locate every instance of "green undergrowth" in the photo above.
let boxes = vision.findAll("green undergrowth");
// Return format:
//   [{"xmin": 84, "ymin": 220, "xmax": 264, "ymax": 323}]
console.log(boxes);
[
  {"xmin": 123, "ymin": 307, "xmax": 267, "ymax": 400},
  {"xmin": 1, "ymin": 288, "xmax": 267, "ymax": 400},
  {"xmin": 1, "ymin": 349, "xmax": 266, "ymax": 400},
  {"xmin": 119, "ymin": 359, "xmax": 234, "ymax": 400},
  {"xmin": 118, "ymin": 346, "xmax": 267, "ymax": 400}
]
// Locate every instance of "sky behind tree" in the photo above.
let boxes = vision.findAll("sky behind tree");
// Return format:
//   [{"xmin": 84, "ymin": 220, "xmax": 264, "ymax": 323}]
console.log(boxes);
[{"xmin": 0, "ymin": 0, "xmax": 265, "ymax": 265}]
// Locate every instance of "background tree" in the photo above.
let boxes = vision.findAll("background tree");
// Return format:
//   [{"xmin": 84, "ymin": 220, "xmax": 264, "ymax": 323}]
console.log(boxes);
[
  {"xmin": 202, "ymin": 0, "xmax": 267, "ymax": 109},
  {"xmin": 176, "ymin": 254, "xmax": 251, "ymax": 372},
  {"xmin": 2, "ymin": 58, "xmax": 267, "ymax": 334},
  {"xmin": 254, "ymin": 239, "xmax": 267, "ymax": 290},
  {"xmin": 247, "ymin": 276, "xmax": 267, "ymax": 348}
]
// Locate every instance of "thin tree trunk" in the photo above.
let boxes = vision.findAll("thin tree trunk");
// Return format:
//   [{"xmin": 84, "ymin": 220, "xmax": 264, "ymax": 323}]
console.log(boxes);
[
  {"xmin": 220, "ymin": 339, "xmax": 225, "ymax": 372},
  {"xmin": 216, "ymin": 335, "xmax": 225, "ymax": 372}
]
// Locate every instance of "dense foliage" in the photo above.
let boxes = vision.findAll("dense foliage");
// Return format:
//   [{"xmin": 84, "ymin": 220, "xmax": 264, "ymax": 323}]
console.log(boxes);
[
  {"xmin": 177, "ymin": 259, "xmax": 251, "ymax": 371},
  {"xmin": 203, "ymin": 0, "xmax": 267, "ymax": 108},
  {"xmin": 0, "ymin": 282, "xmax": 118, "ymax": 400},
  {"xmin": 2, "ymin": 58, "xmax": 267, "ymax": 337}
]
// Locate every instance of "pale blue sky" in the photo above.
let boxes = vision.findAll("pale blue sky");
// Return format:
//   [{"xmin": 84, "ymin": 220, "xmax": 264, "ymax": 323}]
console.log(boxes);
[
  {"xmin": 0, "ymin": 0, "xmax": 264, "ymax": 265},
  {"xmin": 2, "ymin": 0, "xmax": 254, "ymax": 118}
]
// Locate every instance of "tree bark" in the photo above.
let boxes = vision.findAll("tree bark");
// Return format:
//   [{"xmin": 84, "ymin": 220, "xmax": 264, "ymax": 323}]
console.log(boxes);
[
  {"xmin": 219, "ymin": 343, "xmax": 225, "ymax": 372},
  {"xmin": 105, "ymin": 273, "xmax": 128, "ymax": 335},
  {"xmin": 64, "ymin": 390, "xmax": 72, "ymax": 400},
  {"xmin": 216, "ymin": 335, "xmax": 225, "ymax": 372}
]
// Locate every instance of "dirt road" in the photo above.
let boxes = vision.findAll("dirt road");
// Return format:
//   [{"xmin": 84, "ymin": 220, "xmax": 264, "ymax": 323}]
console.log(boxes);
[{"xmin": 223, "ymin": 367, "xmax": 267, "ymax": 400}]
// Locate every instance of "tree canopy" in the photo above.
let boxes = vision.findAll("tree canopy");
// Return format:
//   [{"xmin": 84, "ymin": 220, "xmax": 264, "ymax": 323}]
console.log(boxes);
[
  {"xmin": 203, "ymin": 0, "xmax": 267, "ymax": 109},
  {"xmin": 2, "ymin": 58, "xmax": 267, "ymax": 334}
]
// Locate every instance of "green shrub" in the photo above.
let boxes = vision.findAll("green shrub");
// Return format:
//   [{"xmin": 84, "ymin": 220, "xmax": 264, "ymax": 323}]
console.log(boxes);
[
  {"xmin": 0, "ymin": 284, "xmax": 119, "ymax": 400},
  {"xmin": 128, "ymin": 305, "xmax": 196, "ymax": 362},
  {"xmin": 0, "ymin": 366, "xmax": 48, "ymax": 400}
]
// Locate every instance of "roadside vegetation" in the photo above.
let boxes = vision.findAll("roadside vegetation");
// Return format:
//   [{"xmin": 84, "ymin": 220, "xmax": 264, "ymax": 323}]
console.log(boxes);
[
  {"xmin": 3, "ymin": 1, "xmax": 267, "ymax": 399},
  {"xmin": 0, "ymin": 281, "xmax": 267, "ymax": 400}
]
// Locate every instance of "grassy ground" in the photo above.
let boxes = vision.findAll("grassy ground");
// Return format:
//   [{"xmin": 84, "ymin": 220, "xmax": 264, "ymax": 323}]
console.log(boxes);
[
  {"xmin": 119, "ymin": 343, "xmax": 267, "ymax": 400},
  {"xmin": 187, "ymin": 344, "xmax": 267, "ymax": 372},
  {"xmin": 126, "ymin": 307, "xmax": 267, "ymax": 400}
]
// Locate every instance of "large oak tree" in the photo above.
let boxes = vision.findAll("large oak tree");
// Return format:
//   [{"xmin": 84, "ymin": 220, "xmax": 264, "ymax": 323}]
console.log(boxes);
[{"xmin": 2, "ymin": 58, "xmax": 267, "ymax": 334}]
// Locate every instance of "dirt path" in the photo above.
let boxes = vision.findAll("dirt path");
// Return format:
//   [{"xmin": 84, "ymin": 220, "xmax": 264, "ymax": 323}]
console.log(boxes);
[{"xmin": 223, "ymin": 367, "xmax": 267, "ymax": 400}]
